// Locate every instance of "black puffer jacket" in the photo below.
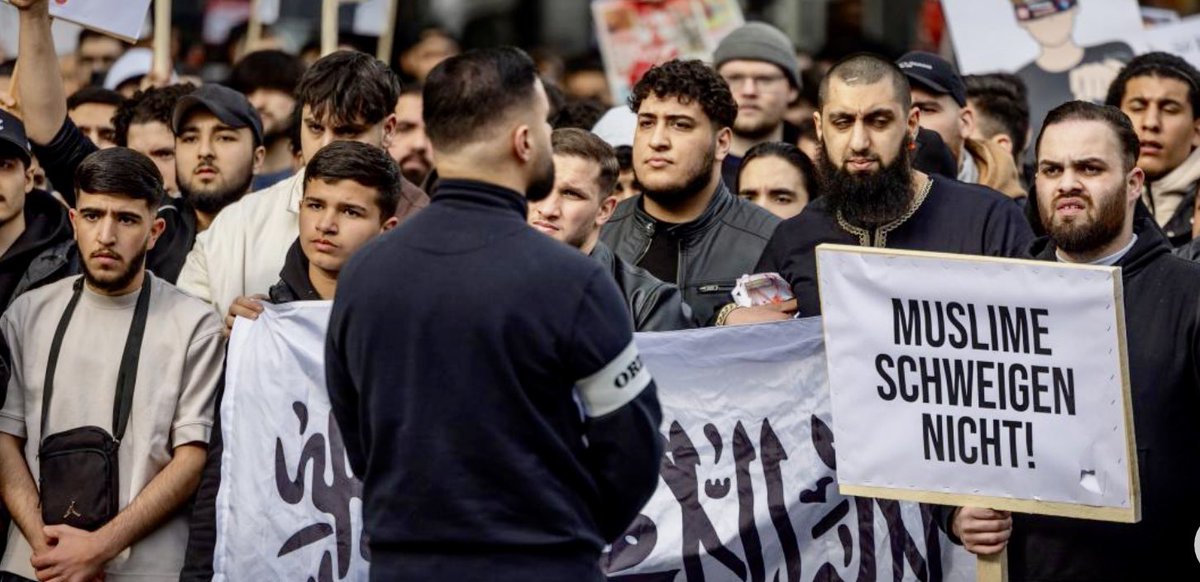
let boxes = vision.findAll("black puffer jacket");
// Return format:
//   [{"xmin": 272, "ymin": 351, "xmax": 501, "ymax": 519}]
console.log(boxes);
[
  {"xmin": 599, "ymin": 182, "xmax": 779, "ymax": 323},
  {"xmin": 590, "ymin": 241, "xmax": 694, "ymax": 332}
]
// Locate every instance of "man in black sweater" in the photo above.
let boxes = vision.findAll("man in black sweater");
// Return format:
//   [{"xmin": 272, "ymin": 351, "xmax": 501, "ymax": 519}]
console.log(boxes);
[
  {"xmin": 325, "ymin": 48, "xmax": 663, "ymax": 581},
  {"xmin": 724, "ymin": 53, "xmax": 1032, "ymax": 324},
  {"xmin": 950, "ymin": 102, "xmax": 1200, "ymax": 580}
]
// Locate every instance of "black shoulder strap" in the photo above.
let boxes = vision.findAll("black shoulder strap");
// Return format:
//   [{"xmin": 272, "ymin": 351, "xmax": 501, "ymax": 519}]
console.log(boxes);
[{"xmin": 41, "ymin": 276, "xmax": 153, "ymax": 442}]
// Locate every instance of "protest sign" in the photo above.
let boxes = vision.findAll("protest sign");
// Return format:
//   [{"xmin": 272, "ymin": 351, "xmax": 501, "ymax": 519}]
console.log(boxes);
[
  {"xmin": 592, "ymin": 0, "xmax": 743, "ymax": 105},
  {"xmin": 2, "ymin": 0, "xmax": 152, "ymax": 43},
  {"xmin": 215, "ymin": 304, "xmax": 975, "ymax": 581},
  {"xmin": 816, "ymin": 244, "xmax": 1139, "ymax": 525},
  {"xmin": 214, "ymin": 302, "xmax": 369, "ymax": 582},
  {"xmin": 1145, "ymin": 16, "xmax": 1200, "ymax": 70}
]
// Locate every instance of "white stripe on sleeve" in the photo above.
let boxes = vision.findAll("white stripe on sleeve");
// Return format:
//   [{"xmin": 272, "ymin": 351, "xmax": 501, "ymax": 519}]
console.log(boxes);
[{"xmin": 575, "ymin": 340, "xmax": 650, "ymax": 418}]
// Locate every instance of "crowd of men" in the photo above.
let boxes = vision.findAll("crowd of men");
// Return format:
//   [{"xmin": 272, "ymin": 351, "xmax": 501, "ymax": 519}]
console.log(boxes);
[{"xmin": 0, "ymin": 0, "xmax": 1196, "ymax": 579}]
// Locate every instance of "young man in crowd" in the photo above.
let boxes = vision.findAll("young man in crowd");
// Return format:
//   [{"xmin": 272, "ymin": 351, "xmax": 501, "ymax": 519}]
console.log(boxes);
[
  {"xmin": 726, "ymin": 53, "xmax": 1033, "ymax": 324},
  {"xmin": 950, "ymin": 101, "xmax": 1200, "ymax": 581},
  {"xmin": 228, "ymin": 49, "xmax": 305, "ymax": 190},
  {"xmin": 600, "ymin": 59, "xmax": 780, "ymax": 324},
  {"xmin": 71, "ymin": 29, "xmax": 126, "ymax": 92},
  {"xmin": 182, "ymin": 141, "xmax": 401, "ymax": 579},
  {"xmin": 898, "ymin": 52, "xmax": 1026, "ymax": 200},
  {"xmin": 326, "ymin": 47, "xmax": 661, "ymax": 580},
  {"xmin": 388, "ymin": 85, "xmax": 434, "ymax": 187},
  {"xmin": 177, "ymin": 50, "xmax": 429, "ymax": 318},
  {"xmin": 713, "ymin": 22, "xmax": 800, "ymax": 189},
  {"xmin": 529, "ymin": 127, "xmax": 694, "ymax": 332},
  {"xmin": 8, "ymin": 0, "xmax": 265, "ymax": 284},
  {"xmin": 966, "ymin": 73, "xmax": 1031, "ymax": 164},
  {"xmin": 0, "ymin": 148, "xmax": 223, "ymax": 581},
  {"xmin": 113, "ymin": 84, "xmax": 197, "ymax": 197},
  {"xmin": 0, "ymin": 111, "xmax": 71, "ymax": 309},
  {"xmin": 66, "ymin": 87, "xmax": 122, "ymax": 150},
  {"xmin": 1106, "ymin": 52, "xmax": 1200, "ymax": 247}
]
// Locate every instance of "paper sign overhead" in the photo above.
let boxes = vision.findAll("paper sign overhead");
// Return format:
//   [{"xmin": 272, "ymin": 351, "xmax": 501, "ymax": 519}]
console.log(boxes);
[{"xmin": 32, "ymin": 0, "xmax": 153, "ymax": 44}]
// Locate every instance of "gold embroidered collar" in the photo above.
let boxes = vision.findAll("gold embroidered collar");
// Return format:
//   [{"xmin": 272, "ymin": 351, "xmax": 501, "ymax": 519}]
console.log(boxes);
[{"xmin": 835, "ymin": 176, "xmax": 934, "ymax": 248}]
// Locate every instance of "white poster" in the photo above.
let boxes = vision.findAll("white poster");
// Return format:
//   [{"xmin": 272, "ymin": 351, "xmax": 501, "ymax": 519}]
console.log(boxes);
[
  {"xmin": 215, "ymin": 304, "xmax": 974, "ymax": 580},
  {"xmin": 817, "ymin": 245, "xmax": 1136, "ymax": 518},
  {"xmin": 1145, "ymin": 16, "xmax": 1200, "ymax": 71},
  {"xmin": 214, "ymin": 302, "xmax": 369, "ymax": 582},
  {"xmin": 26, "ymin": 0, "xmax": 153, "ymax": 43}
]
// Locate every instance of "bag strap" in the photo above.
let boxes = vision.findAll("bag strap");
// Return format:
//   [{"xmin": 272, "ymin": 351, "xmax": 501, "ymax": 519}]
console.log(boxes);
[{"xmin": 41, "ymin": 276, "xmax": 153, "ymax": 442}]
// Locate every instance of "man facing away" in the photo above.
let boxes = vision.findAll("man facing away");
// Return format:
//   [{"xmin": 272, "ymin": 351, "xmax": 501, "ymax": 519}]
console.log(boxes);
[{"xmin": 325, "ymin": 47, "xmax": 662, "ymax": 581}]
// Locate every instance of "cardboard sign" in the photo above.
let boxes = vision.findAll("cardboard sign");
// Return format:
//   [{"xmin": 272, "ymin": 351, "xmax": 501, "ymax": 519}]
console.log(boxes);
[
  {"xmin": 592, "ymin": 0, "xmax": 743, "ymax": 105},
  {"xmin": 11, "ymin": 0, "xmax": 154, "ymax": 43},
  {"xmin": 817, "ymin": 245, "xmax": 1138, "ymax": 523},
  {"xmin": 1145, "ymin": 16, "xmax": 1200, "ymax": 71}
]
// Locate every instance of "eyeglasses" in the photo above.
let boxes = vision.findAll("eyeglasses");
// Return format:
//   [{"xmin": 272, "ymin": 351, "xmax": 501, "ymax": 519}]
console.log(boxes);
[{"xmin": 722, "ymin": 74, "xmax": 788, "ymax": 89}]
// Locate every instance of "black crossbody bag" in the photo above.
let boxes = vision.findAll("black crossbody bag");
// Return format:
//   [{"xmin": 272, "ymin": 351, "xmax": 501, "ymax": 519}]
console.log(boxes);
[{"xmin": 38, "ymin": 277, "xmax": 151, "ymax": 532}]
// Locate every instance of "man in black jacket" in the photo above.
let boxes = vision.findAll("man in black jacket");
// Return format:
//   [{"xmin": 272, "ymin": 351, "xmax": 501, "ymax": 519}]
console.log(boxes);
[
  {"xmin": 950, "ymin": 101, "xmax": 1200, "ymax": 580},
  {"xmin": 725, "ymin": 53, "xmax": 1032, "ymax": 324},
  {"xmin": 529, "ymin": 128, "xmax": 694, "ymax": 332},
  {"xmin": 325, "ymin": 47, "xmax": 662, "ymax": 581},
  {"xmin": 181, "ymin": 141, "xmax": 403, "ymax": 580},
  {"xmin": 599, "ymin": 59, "xmax": 780, "ymax": 324}
]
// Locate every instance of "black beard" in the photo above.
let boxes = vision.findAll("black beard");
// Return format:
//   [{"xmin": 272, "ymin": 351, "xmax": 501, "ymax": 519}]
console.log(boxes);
[
  {"xmin": 1042, "ymin": 191, "xmax": 1127, "ymax": 254},
  {"xmin": 84, "ymin": 245, "xmax": 149, "ymax": 293},
  {"xmin": 817, "ymin": 138, "xmax": 914, "ymax": 229},
  {"xmin": 640, "ymin": 142, "xmax": 717, "ymax": 209},
  {"xmin": 180, "ymin": 170, "xmax": 255, "ymax": 216},
  {"xmin": 525, "ymin": 153, "xmax": 556, "ymax": 202}
]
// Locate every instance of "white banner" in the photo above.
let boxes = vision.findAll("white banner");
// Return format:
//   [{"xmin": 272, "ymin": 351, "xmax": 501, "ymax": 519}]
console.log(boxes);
[
  {"xmin": 19, "ymin": 0, "xmax": 153, "ymax": 43},
  {"xmin": 214, "ymin": 302, "xmax": 369, "ymax": 582},
  {"xmin": 215, "ymin": 304, "xmax": 974, "ymax": 581},
  {"xmin": 817, "ymin": 246, "xmax": 1136, "ymax": 519},
  {"xmin": 1145, "ymin": 16, "xmax": 1200, "ymax": 71}
]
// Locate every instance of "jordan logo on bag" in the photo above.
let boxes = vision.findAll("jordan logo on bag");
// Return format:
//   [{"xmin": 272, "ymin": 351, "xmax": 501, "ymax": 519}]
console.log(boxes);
[{"xmin": 63, "ymin": 500, "xmax": 82, "ymax": 520}]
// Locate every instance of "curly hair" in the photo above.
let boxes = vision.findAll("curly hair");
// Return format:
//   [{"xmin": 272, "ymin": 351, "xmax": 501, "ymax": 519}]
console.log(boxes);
[
  {"xmin": 113, "ymin": 83, "xmax": 196, "ymax": 147},
  {"xmin": 1105, "ymin": 51, "xmax": 1200, "ymax": 115},
  {"xmin": 628, "ymin": 59, "xmax": 737, "ymax": 129}
]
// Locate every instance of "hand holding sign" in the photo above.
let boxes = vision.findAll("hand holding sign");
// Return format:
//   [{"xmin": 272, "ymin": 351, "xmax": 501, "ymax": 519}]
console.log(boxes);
[{"xmin": 1069, "ymin": 58, "xmax": 1125, "ymax": 101}]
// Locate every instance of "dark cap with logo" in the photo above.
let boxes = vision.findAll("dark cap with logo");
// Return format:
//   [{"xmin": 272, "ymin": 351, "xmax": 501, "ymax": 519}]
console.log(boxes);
[
  {"xmin": 896, "ymin": 51, "xmax": 967, "ymax": 107},
  {"xmin": 0, "ymin": 109, "xmax": 32, "ymax": 166},
  {"xmin": 172, "ymin": 84, "xmax": 264, "ymax": 145}
]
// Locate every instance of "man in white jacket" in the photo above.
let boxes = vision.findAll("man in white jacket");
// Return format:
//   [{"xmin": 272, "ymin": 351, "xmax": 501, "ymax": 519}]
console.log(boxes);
[{"xmin": 176, "ymin": 51, "xmax": 427, "ymax": 316}]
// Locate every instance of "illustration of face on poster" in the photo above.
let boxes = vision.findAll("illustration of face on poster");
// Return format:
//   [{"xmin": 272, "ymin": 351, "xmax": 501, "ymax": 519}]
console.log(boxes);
[{"xmin": 942, "ymin": 0, "xmax": 1146, "ymax": 161}]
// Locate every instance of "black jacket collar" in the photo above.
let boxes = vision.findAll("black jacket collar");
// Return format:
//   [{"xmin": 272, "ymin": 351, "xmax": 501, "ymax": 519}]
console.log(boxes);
[
  {"xmin": 628, "ymin": 179, "xmax": 734, "ymax": 244},
  {"xmin": 269, "ymin": 239, "xmax": 322, "ymax": 303},
  {"xmin": 1029, "ymin": 217, "xmax": 1170, "ymax": 279},
  {"xmin": 432, "ymin": 179, "xmax": 527, "ymax": 219}
]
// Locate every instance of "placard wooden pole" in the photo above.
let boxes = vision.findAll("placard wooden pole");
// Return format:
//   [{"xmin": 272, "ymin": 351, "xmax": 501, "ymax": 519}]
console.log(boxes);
[
  {"xmin": 153, "ymin": 0, "xmax": 171, "ymax": 79},
  {"xmin": 247, "ymin": 0, "xmax": 264, "ymax": 48},
  {"xmin": 321, "ymin": 0, "xmax": 339, "ymax": 56},
  {"xmin": 977, "ymin": 550, "xmax": 1008, "ymax": 582},
  {"xmin": 376, "ymin": 0, "xmax": 399, "ymax": 63}
]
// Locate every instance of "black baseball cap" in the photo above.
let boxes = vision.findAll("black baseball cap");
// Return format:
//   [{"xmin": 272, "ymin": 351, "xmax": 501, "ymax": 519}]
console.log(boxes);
[
  {"xmin": 0, "ymin": 109, "xmax": 31, "ymax": 166},
  {"xmin": 897, "ymin": 51, "xmax": 967, "ymax": 108},
  {"xmin": 172, "ymin": 84, "xmax": 264, "ymax": 145}
]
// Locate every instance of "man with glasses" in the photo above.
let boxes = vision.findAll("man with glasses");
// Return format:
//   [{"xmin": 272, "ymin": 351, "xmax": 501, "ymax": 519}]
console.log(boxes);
[{"xmin": 713, "ymin": 22, "xmax": 801, "ymax": 189}]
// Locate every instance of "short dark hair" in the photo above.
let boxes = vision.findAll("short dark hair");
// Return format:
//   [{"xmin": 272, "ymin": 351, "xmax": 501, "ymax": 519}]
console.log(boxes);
[
  {"xmin": 629, "ymin": 59, "xmax": 737, "ymax": 129},
  {"xmin": 739, "ymin": 141, "xmax": 819, "ymax": 200},
  {"xmin": 615, "ymin": 145, "xmax": 633, "ymax": 172},
  {"xmin": 1105, "ymin": 51, "xmax": 1200, "ymax": 115},
  {"xmin": 1036, "ymin": 101, "xmax": 1140, "ymax": 173},
  {"xmin": 74, "ymin": 147, "xmax": 164, "ymax": 210},
  {"xmin": 77, "ymin": 29, "xmax": 118, "ymax": 50},
  {"xmin": 965, "ymin": 73, "xmax": 1030, "ymax": 159},
  {"xmin": 67, "ymin": 86, "xmax": 124, "ymax": 111},
  {"xmin": 230, "ymin": 50, "xmax": 305, "ymax": 96},
  {"xmin": 551, "ymin": 128, "xmax": 619, "ymax": 198},
  {"xmin": 553, "ymin": 98, "xmax": 607, "ymax": 130},
  {"xmin": 113, "ymin": 83, "xmax": 195, "ymax": 146},
  {"xmin": 295, "ymin": 50, "xmax": 400, "ymax": 127},
  {"xmin": 819, "ymin": 53, "xmax": 911, "ymax": 112},
  {"xmin": 304, "ymin": 141, "xmax": 402, "ymax": 220},
  {"xmin": 423, "ymin": 47, "xmax": 541, "ymax": 151}
]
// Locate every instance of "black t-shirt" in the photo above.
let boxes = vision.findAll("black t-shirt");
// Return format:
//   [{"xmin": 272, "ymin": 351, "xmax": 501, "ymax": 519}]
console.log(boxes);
[
  {"xmin": 756, "ymin": 176, "xmax": 1035, "ymax": 316},
  {"xmin": 638, "ymin": 223, "xmax": 679, "ymax": 284}
]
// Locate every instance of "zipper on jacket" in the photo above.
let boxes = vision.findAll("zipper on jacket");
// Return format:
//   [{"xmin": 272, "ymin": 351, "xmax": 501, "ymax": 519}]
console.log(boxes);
[{"xmin": 633, "ymin": 221, "xmax": 655, "ymax": 266}]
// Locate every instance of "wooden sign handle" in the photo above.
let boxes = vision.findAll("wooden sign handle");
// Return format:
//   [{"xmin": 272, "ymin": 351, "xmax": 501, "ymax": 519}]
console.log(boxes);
[
  {"xmin": 153, "ymin": 0, "xmax": 171, "ymax": 78},
  {"xmin": 977, "ymin": 549, "xmax": 1008, "ymax": 582},
  {"xmin": 321, "ymin": 0, "xmax": 339, "ymax": 57}
]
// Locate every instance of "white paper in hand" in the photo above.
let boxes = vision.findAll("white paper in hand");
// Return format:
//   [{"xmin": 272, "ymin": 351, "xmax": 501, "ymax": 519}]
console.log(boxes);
[{"xmin": 44, "ymin": 0, "xmax": 152, "ymax": 43}]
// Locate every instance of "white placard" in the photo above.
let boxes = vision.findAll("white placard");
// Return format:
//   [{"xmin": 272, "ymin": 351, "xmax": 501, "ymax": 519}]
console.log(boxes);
[
  {"xmin": 14, "ymin": 0, "xmax": 154, "ymax": 43},
  {"xmin": 1146, "ymin": 16, "xmax": 1200, "ymax": 71},
  {"xmin": 817, "ymin": 245, "xmax": 1137, "ymax": 522}
]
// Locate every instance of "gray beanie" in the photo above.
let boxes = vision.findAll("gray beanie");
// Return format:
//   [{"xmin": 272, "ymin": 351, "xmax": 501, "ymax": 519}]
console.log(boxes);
[{"xmin": 713, "ymin": 22, "xmax": 800, "ymax": 90}]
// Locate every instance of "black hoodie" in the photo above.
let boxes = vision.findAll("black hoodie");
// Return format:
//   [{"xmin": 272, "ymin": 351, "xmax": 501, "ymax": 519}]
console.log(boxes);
[
  {"xmin": 951, "ymin": 219, "xmax": 1200, "ymax": 581},
  {"xmin": 0, "ymin": 189, "xmax": 71, "ymax": 308}
]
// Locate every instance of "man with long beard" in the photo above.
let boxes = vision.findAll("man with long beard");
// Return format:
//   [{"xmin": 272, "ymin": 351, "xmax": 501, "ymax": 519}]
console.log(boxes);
[
  {"xmin": 948, "ymin": 101, "xmax": 1200, "ymax": 581},
  {"xmin": 599, "ymin": 59, "xmax": 780, "ymax": 323},
  {"xmin": 725, "ymin": 53, "xmax": 1034, "ymax": 324}
]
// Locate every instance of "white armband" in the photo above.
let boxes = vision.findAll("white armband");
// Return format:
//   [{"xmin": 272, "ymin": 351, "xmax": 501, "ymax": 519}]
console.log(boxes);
[{"xmin": 576, "ymin": 340, "xmax": 651, "ymax": 417}]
